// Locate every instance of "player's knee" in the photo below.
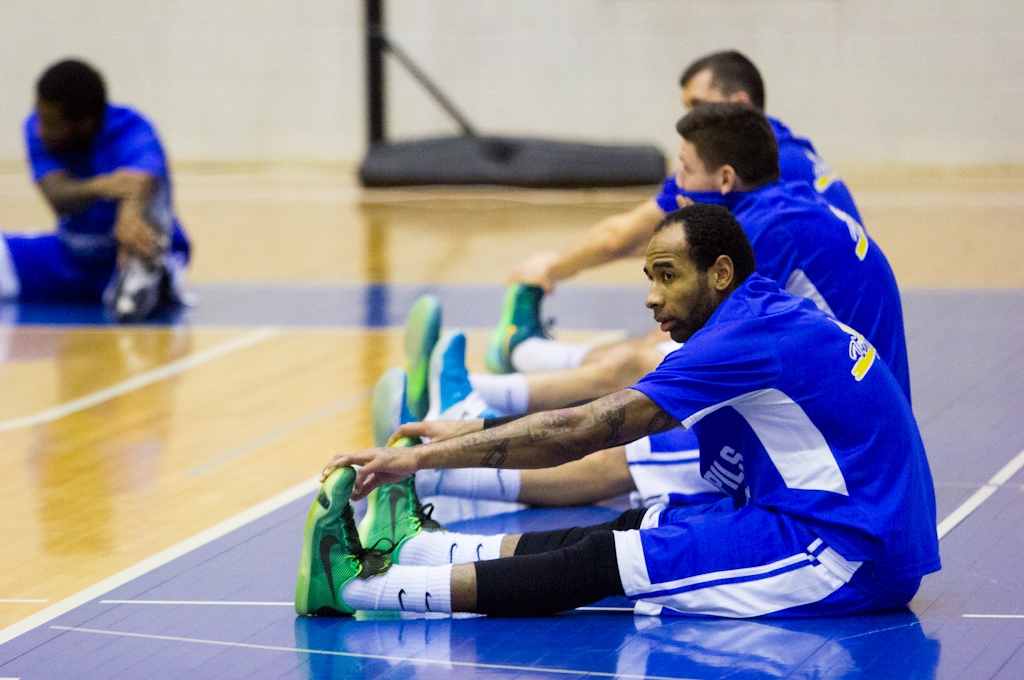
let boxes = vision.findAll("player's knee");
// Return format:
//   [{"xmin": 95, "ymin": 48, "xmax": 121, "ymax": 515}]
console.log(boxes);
[{"xmin": 593, "ymin": 344, "xmax": 659, "ymax": 389}]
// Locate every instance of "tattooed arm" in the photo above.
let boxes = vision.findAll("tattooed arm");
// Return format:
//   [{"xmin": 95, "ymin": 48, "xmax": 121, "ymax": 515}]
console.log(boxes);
[{"xmin": 322, "ymin": 388, "xmax": 679, "ymax": 500}]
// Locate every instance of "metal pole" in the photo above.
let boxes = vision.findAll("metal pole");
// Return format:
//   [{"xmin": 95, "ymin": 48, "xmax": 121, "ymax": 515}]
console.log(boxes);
[
  {"xmin": 381, "ymin": 35, "xmax": 476, "ymax": 137},
  {"xmin": 366, "ymin": 0, "xmax": 386, "ymax": 145}
]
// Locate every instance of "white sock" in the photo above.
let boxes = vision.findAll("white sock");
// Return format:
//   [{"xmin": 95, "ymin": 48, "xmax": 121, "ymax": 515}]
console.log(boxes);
[
  {"xmin": 468, "ymin": 373, "xmax": 529, "ymax": 415},
  {"xmin": 434, "ymin": 391, "xmax": 494, "ymax": 421},
  {"xmin": 511, "ymin": 337, "xmax": 594, "ymax": 372},
  {"xmin": 416, "ymin": 468, "xmax": 522, "ymax": 502},
  {"xmin": 397, "ymin": 530, "xmax": 505, "ymax": 565},
  {"xmin": 341, "ymin": 563, "xmax": 452, "ymax": 613}
]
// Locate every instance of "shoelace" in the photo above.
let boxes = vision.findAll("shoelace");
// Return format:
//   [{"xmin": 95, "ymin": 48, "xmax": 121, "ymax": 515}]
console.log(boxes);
[
  {"xmin": 340, "ymin": 504, "xmax": 364, "ymax": 555},
  {"xmin": 360, "ymin": 537, "xmax": 399, "ymax": 557},
  {"xmin": 416, "ymin": 502, "xmax": 444, "ymax": 531},
  {"xmin": 341, "ymin": 500, "xmax": 402, "ymax": 556}
]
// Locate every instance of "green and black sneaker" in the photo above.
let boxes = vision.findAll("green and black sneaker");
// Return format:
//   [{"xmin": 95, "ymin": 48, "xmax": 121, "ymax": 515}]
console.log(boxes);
[
  {"xmin": 358, "ymin": 438, "xmax": 444, "ymax": 562},
  {"xmin": 403, "ymin": 295, "xmax": 442, "ymax": 421},
  {"xmin": 485, "ymin": 283, "xmax": 547, "ymax": 374},
  {"xmin": 295, "ymin": 467, "xmax": 394, "ymax": 616}
]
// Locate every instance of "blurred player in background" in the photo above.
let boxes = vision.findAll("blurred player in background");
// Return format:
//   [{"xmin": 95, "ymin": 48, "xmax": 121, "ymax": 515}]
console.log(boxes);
[
  {"xmin": 0, "ymin": 59, "xmax": 191, "ymax": 321},
  {"xmin": 503, "ymin": 50, "xmax": 859, "ymax": 299}
]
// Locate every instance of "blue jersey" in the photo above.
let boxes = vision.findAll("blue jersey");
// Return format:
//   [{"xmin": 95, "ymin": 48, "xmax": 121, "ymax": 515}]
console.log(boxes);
[
  {"xmin": 25, "ymin": 104, "xmax": 189, "ymax": 261},
  {"xmin": 633, "ymin": 275, "xmax": 940, "ymax": 580},
  {"xmin": 768, "ymin": 117, "xmax": 861, "ymax": 223},
  {"xmin": 656, "ymin": 180, "xmax": 910, "ymax": 403},
  {"xmin": 656, "ymin": 116, "xmax": 861, "ymax": 224}
]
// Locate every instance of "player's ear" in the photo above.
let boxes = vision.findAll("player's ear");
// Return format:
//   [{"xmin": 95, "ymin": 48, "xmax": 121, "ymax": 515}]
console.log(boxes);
[
  {"xmin": 718, "ymin": 165, "xmax": 738, "ymax": 194},
  {"xmin": 708, "ymin": 254, "xmax": 734, "ymax": 292},
  {"xmin": 727, "ymin": 90, "xmax": 753, "ymax": 107}
]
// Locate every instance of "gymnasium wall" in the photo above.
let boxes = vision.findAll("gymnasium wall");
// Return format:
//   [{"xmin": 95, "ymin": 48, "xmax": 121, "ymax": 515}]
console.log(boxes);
[{"xmin": 1, "ymin": 0, "xmax": 1021, "ymax": 167}]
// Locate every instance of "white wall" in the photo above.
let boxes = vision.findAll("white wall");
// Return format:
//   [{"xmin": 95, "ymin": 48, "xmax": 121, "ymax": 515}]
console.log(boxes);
[{"xmin": 1, "ymin": 0, "xmax": 1021, "ymax": 166}]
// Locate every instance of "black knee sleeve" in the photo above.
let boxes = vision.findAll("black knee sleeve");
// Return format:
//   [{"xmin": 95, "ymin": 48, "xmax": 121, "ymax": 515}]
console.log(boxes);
[
  {"xmin": 512, "ymin": 508, "xmax": 648, "ymax": 555},
  {"xmin": 475, "ymin": 531, "xmax": 625, "ymax": 617}
]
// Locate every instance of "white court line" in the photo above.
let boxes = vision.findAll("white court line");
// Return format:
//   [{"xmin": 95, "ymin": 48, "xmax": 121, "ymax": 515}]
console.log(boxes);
[
  {"xmin": 575, "ymin": 606, "xmax": 634, "ymax": 612},
  {"xmin": 185, "ymin": 389, "xmax": 372, "ymax": 476},
  {"xmin": 937, "ymin": 447, "xmax": 1024, "ymax": 539},
  {"xmin": 963, "ymin": 615, "xmax": 1024, "ymax": 619},
  {"xmin": 101, "ymin": 600, "xmax": 293, "ymax": 607},
  {"xmin": 0, "ymin": 476, "xmax": 320, "ymax": 647},
  {"xmin": 835, "ymin": 622, "xmax": 922, "ymax": 641},
  {"xmin": 96, "ymin": 600, "xmax": 635, "ymax": 613},
  {"xmin": 0, "ymin": 327, "xmax": 279, "ymax": 434},
  {"xmin": 48, "ymin": 626, "xmax": 687, "ymax": 680}
]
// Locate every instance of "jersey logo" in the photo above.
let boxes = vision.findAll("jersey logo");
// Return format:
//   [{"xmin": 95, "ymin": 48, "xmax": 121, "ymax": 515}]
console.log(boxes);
[
  {"xmin": 804, "ymin": 148, "xmax": 838, "ymax": 193},
  {"xmin": 703, "ymin": 446, "xmax": 745, "ymax": 495},
  {"xmin": 828, "ymin": 205, "xmax": 869, "ymax": 261},
  {"xmin": 831, "ymin": 320, "xmax": 876, "ymax": 381}
]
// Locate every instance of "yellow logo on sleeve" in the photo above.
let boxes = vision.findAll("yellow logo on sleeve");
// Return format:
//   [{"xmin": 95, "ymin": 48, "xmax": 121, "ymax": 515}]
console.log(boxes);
[
  {"xmin": 831, "ymin": 320, "xmax": 876, "ymax": 381},
  {"xmin": 805, "ymin": 149, "xmax": 838, "ymax": 193},
  {"xmin": 828, "ymin": 205, "xmax": 869, "ymax": 261}
]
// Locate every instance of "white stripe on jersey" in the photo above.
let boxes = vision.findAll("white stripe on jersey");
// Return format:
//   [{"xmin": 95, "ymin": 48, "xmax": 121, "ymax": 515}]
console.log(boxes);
[
  {"xmin": 681, "ymin": 388, "xmax": 849, "ymax": 496},
  {"xmin": 0, "ymin": 237, "xmax": 20, "ymax": 298},
  {"xmin": 785, "ymin": 268, "xmax": 836, "ymax": 317}
]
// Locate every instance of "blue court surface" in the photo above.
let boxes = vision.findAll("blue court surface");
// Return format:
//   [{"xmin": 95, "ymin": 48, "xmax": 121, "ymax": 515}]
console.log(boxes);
[{"xmin": 2, "ymin": 284, "xmax": 1023, "ymax": 679}]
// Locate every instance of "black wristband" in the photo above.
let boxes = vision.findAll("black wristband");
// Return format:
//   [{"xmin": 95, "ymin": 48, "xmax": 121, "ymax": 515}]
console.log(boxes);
[{"xmin": 482, "ymin": 414, "xmax": 523, "ymax": 429}]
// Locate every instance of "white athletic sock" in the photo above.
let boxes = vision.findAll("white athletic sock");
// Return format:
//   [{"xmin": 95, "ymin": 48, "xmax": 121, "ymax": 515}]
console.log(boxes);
[
  {"xmin": 511, "ymin": 337, "xmax": 594, "ymax": 372},
  {"xmin": 397, "ymin": 530, "xmax": 505, "ymax": 565},
  {"xmin": 468, "ymin": 373, "xmax": 529, "ymax": 416},
  {"xmin": 415, "ymin": 468, "xmax": 522, "ymax": 502},
  {"xmin": 341, "ymin": 563, "xmax": 452, "ymax": 613}
]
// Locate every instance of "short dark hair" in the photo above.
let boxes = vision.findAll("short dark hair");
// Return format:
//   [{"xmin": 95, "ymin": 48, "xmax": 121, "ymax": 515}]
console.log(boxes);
[
  {"xmin": 676, "ymin": 103, "xmax": 780, "ymax": 188},
  {"xmin": 36, "ymin": 59, "xmax": 107, "ymax": 121},
  {"xmin": 680, "ymin": 50, "xmax": 765, "ymax": 111},
  {"xmin": 654, "ymin": 204, "xmax": 756, "ymax": 285}
]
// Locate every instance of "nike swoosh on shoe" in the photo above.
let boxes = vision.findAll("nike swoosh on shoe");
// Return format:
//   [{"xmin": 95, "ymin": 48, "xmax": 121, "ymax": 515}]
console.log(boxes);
[{"xmin": 319, "ymin": 535, "xmax": 342, "ymax": 601}]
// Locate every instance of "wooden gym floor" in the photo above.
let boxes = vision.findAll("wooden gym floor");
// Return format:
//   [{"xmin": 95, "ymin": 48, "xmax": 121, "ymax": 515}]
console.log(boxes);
[{"xmin": 0, "ymin": 164, "xmax": 1022, "ymax": 678}]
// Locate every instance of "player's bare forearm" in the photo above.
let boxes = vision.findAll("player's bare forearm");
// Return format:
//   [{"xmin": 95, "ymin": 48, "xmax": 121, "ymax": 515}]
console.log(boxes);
[
  {"xmin": 38, "ymin": 170, "xmax": 155, "ymax": 215},
  {"xmin": 548, "ymin": 199, "xmax": 665, "ymax": 281},
  {"xmin": 37, "ymin": 171, "xmax": 103, "ymax": 214},
  {"xmin": 322, "ymin": 389, "xmax": 677, "ymax": 499},
  {"xmin": 509, "ymin": 199, "xmax": 665, "ymax": 289},
  {"xmin": 415, "ymin": 388, "xmax": 678, "ymax": 471},
  {"xmin": 114, "ymin": 193, "xmax": 163, "ymax": 259},
  {"xmin": 518, "ymin": 446, "xmax": 637, "ymax": 507}
]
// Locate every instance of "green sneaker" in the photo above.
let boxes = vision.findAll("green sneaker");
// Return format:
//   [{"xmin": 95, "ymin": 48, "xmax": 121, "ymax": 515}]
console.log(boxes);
[
  {"xmin": 485, "ymin": 283, "xmax": 547, "ymax": 374},
  {"xmin": 403, "ymin": 295, "xmax": 442, "ymax": 421},
  {"xmin": 371, "ymin": 366, "xmax": 414, "ymax": 448},
  {"xmin": 358, "ymin": 439, "xmax": 444, "ymax": 560},
  {"xmin": 295, "ymin": 467, "xmax": 394, "ymax": 616}
]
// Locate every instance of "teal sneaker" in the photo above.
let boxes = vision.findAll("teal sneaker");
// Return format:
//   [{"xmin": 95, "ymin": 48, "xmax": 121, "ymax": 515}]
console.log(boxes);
[
  {"xmin": 403, "ymin": 295, "xmax": 442, "ymax": 421},
  {"xmin": 295, "ymin": 467, "xmax": 394, "ymax": 616},
  {"xmin": 485, "ymin": 284, "xmax": 547, "ymax": 374},
  {"xmin": 358, "ymin": 439, "xmax": 444, "ymax": 560},
  {"xmin": 427, "ymin": 330, "xmax": 499, "ymax": 421},
  {"xmin": 371, "ymin": 366, "xmax": 416, "ymax": 448}
]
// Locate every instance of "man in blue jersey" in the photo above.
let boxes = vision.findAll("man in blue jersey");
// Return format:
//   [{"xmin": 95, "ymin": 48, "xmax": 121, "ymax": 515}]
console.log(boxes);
[
  {"xmin": 415, "ymin": 103, "xmax": 905, "ymax": 512},
  {"xmin": 471, "ymin": 52, "xmax": 879, "ymax": 442},
  {"xmin": 0, "ymin": 59, "xmax": 191, "ymax": 321},
  {"xmin": 499, "ymin": 51, "xmax": 858, "ymax": 301},
  {"xmin": 370, "ymin": 102, "xmax": 906, "ymax": 516},
  {"xmin": 297, "ymin": 204, "xmax": 940, "ymax": 619},
  {"xmin": 484, "ymin": 51, "xmax": 858, "ymax": 380}
]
